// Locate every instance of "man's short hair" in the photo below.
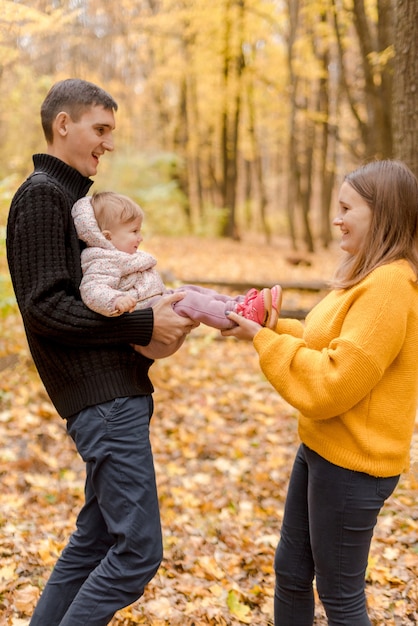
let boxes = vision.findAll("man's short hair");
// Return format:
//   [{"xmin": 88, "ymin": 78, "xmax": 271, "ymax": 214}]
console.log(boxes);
[{"xmin": 41, "ymin": 78, "xmax": 118, "ymax": 143}]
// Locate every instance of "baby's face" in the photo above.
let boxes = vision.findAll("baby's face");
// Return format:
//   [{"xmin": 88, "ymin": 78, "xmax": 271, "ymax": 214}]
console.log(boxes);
[{"xmin": 108, "ymin": 216, "xmax": 143, "ymax": 254}]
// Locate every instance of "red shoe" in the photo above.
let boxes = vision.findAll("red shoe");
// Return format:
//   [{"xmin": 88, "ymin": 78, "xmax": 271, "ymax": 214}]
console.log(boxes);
[
  {"xmin": 236, "ymin": 288, "xmax": 272, "ymax": 326},
  {"xmin": 266, "ymin": 284, "xmax": 282, "ymax": 329}
]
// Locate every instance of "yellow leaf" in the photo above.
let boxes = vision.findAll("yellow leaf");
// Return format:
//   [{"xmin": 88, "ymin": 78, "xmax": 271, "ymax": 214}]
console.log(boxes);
[
  {"xmin": 0, "ymin": 563, "xmax": 17, "ymax": 583},
  {"xmin": 209, "ymin": 583, "xmax": 224, "ymax": 597},
  {"xmin": 227, "ymin": 589, "xmax": 252, "ymax": 624},
  {"xmin": 38, "ymin": 538, "xmax": 63, "ymax": 565},
  {"xmin": 383, "ymin": 547, "xmax": 399, "ymax": 561},
  {"xmin": 13, "ymin": 585, "xmax": 40, "ymax": 613},
  {"xmin": 197, "ymin": 555, "xmax": 225, "ymax": 580}
]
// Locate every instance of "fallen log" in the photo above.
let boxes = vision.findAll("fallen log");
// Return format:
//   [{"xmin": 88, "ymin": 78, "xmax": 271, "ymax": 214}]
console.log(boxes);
[{"xmin": 177, "ymin": 277, "xmax": 329, "ymax": 293}]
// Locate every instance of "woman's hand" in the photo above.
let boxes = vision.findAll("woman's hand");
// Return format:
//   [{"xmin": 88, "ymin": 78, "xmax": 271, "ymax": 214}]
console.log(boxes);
[{"xmin": 221, "ymin": 311, "xmax": 262, "ymax": 341}]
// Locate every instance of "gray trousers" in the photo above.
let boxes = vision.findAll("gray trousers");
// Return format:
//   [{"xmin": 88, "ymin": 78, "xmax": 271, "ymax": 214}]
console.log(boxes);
[{"xmin": 30, "ymin": 395, "xmax": 162, "ymax": 626}]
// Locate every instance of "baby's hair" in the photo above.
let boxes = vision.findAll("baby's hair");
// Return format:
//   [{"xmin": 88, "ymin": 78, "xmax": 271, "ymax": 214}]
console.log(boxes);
[{"xmin": 91, "ymin": 191, "xmax": 144, "ymax": 232}]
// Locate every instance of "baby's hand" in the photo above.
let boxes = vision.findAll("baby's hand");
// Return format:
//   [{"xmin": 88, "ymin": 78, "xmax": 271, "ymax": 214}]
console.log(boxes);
[{"xmin": 112, "ymin": 295, "xmax": 137, "ymax": 314}]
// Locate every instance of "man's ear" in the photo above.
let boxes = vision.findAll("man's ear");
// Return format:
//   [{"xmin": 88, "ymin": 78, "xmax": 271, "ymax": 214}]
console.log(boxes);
[
  {"xmin": 55, "ymin": 111, "xmax": 70, "ymax": 137},
  {"xmin": 102, "ymin": 230, "xmax": 112, "ymax": 241}
]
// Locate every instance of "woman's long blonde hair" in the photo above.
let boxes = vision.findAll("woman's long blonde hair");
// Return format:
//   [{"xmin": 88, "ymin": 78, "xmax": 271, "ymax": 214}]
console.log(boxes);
[{"xmin": 332, "ymin": 160, "xmax": 418, "ymax": 289}]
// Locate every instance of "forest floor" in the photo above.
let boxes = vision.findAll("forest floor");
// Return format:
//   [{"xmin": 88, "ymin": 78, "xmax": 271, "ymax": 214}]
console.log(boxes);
[{"xmin": 0, "ymin": 235, "xmax": 417, "ymax": 625}]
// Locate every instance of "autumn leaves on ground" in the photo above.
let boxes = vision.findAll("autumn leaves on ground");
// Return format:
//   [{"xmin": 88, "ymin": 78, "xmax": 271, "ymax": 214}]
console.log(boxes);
[{"xmin": 0, "ymin": 236, "xmax": 417, "ymax": 626}]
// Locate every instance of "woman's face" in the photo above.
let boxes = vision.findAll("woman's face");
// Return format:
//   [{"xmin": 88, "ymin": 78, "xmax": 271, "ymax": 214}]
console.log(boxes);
[{"xmin": 333, "ymin": 182, "xmax": 373, "ymax": 255}]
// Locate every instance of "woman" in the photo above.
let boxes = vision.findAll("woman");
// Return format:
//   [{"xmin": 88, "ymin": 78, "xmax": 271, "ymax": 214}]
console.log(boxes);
[{"xmin": 223, "ymin": 160, "xmax": 418, "ymax": 625}]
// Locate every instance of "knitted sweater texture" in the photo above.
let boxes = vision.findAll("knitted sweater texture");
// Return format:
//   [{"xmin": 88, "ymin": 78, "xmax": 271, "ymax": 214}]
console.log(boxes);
[
  {"xmin": 7, "ymin": 154, "xmax": 155, "ymax": 418},
  {"xmin": 254, "ymin": 261, "xmax": 418, "ymax": 477}
]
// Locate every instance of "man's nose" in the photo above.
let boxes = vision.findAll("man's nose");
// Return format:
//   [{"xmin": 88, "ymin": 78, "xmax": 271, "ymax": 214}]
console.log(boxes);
[{"xmin": 102, "ymin": 137, "xmax": 114, "ymax": 152}]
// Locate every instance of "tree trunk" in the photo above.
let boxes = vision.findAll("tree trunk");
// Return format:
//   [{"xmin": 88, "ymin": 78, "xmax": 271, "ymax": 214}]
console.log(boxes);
[
  {"xmin": 316, "ymin": 18, "xmax": 337, "ymax": 249},
  {"xmin": 333, "ymin": 0, "xmax": 394, "ymax": 160},
  {"xmin": 393, "ymin": 0, "xmax": 418, "ymax": 177},
  {"xmin": 285, "ymin": 0, "xmax": 299, "ymax": 251},
  {"xmin": 246, "ymin": 78, "xmax": 271, "ymax": 243},
  {"xmin": 299, "ymin": 113, "xmax": 315, "ymax": 253},
  {"xmin": 218, "ymin": 0, "xmax": 246, "ymax": 239}
]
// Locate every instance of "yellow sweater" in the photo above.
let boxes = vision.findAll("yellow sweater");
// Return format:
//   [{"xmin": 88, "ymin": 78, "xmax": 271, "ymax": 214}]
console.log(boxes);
[{"xmin": 254, "ymin": 260, "xmax": 418, "ymax": 477}]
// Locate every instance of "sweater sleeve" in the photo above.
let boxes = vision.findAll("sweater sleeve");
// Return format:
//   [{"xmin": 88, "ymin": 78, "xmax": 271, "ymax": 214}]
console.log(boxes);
[
  {"xmin": 8, "ymin": 181, "xmax": 153, "ymax": 348},
  {"xmin": 275, "ymin": 318, "xmax": 305, "ymax": 337},
  {"xmin": 253, "ymin": 265, "xmax": 412, "ymax": 419}
]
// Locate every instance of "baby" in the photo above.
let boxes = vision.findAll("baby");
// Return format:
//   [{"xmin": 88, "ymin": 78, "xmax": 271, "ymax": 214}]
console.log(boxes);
[{"xmin": 72, "ymin": 192, "xmax": 281, "ymax": 348}]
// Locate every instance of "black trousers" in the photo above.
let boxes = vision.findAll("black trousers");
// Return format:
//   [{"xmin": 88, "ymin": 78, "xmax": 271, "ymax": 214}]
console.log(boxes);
[{"xmin": 274, "ymin": 444, "xmax": 399, "ymax": 626}]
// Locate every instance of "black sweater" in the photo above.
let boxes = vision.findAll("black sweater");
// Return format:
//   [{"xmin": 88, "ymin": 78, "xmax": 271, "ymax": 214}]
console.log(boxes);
[{"xmin": 7, "ymin": 154, "xmax": 154, "ymax": 418}]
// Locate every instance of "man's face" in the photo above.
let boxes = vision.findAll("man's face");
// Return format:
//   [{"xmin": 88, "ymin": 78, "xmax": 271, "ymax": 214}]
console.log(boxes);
[{"xmin": 55, "ymin": 105, "xmax": 116, "ymax": 177}]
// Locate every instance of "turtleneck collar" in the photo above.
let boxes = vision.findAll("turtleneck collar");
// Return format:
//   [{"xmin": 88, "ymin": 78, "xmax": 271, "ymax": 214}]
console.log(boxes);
[{"xmin": 33, "ymin": 153, "xmax": 94, "ymax": 198}]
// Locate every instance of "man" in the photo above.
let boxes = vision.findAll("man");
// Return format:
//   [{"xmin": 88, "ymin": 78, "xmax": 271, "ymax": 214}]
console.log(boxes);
[{"xmin": 7, "ymin": 78, "xmax": 196, "ymax": 626}]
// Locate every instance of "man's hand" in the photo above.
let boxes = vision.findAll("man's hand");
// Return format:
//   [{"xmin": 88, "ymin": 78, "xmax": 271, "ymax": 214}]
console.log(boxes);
[
  {"xmin": 133, "ymin": 336, "xmax": 186, "ymax": 359},
  {"xmin": 221, "ymin": 311, "xmax": 261, "ymax": 341},
  {"xmin": 151, "ymin": 292, "xmax": 199, "ymax": 344}
]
